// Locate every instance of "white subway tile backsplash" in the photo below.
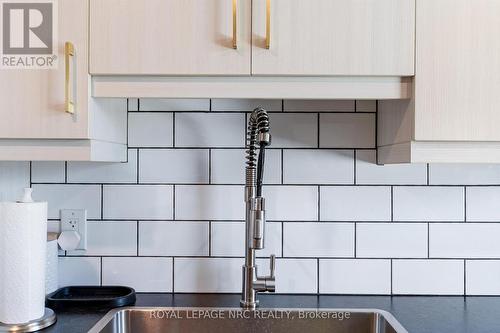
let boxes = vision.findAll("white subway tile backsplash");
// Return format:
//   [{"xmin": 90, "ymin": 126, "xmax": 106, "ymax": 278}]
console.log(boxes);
[
  {"xmin": 139, "ymin": 149, "xmax": 209, "ymax": 184},
  {"xmin": 319, "ymin": 259, "xmax": 391, "ymax": 294},
  {"xmin": 355, "ymin": 100, "xmax": 377, "ymax": 112},
  {"xmin": 174, "ymin": 258, "xmax": 243, "ymax": 293},
  {"xmin": 320, "ymin": 186, "xmax": 391, "ymax": 221},
  {"xmin": 392, "ymin": 260, "xmax": 464, "ymax": 295},
  {"xmin": 466, "ymin": 260, "xmax": 500, "ymax": 295},
  {"xmin": 466, "ymin": 187, "xmax": 500, "ymax": 222},
  {"xmin": 5, "ymin": 98, "xmax": 500, "ymax": 296},
  {"xmin": 102, "ymin": 257, "xmax": 173, "ymax": 292},
  {"xmin": 0, "ymin": 161, "xmax": 29, "ymax": 201},
  {"xmin": 283, "ymin": 223, "xmax": 354, "ymax": 257},
  {"xmin": 140, "ymin": 98, "xmax": 209, "ymax": 111},
  {"xmin": 393, "ymin": 186, "xmax": 464, "ymax": 221},
  {"xmin": 263, "ymin": 186, "xmax": 318, "ymax": 221},
  {"xmin": 31, "ymin": 162, "xmax": 65, "ymax": 183},
  {"xmin": 103, "ymin": 185, "xmax": 173, "ymax": 220},
  {"xmin": 320, "ymin": 114, "xmax": 375, "ymax": 148},
  {"xmin": 210, "ymin": 149, "xmax": 281, "ymax": 185},
  {"xmin": 175, "ymin": 185, "xmax": 244, "ymax": 220},
  {"xmin": 68, "ymin": 221, "xmax": 137, "ymax": 256},
  {"xmin": 139, "ymin": 221, "xmax": 209, "ymax": 256},
  {"xmin": 128, "ymin": 113, "xmax": 173, "ymax": 147},
  {"xmin": 268, "ymin": 113, "xmax": 317, "ymax": 148},
  {"xmin": 283, "ymin": 150, "xmax": 354, "ymax": 184},
  {"xmin": 429, "ymin": 164, "xmax": 500, "ymax": 185},
  {"xmin": 259, "ymin": 259, "xmax": 318, "ymax": 294},
  {"xmin": 356, "ymin": 150, "xmax": 427, "ymax": 185},
  {"xmin": 211, "ymin": 222, "xmax": 282, "ymax": 257},
  {"xmin": 357, "ymin": 223, "xmax": 428, "ymax": 258},
  {"xmin": 212, "ymin": 99, "xmax": 282, "ymax": 112},
  {"xmin": 284, "ymin": 100, "xmax": 355, "ymax": 112},
  {"xmin": 67, "ymin": 150, "xmax": 137, "ymax": 183},
  {"xmin": 175, "ymin": 113, "xmax": 245, "ymax": 147},
  {"xmin": 58, "ymin": 257, "xmax": 101, "ymax": 287},
  {"xmin": 128, "ymin": 98, "xmax": 139, "ymax": 111},
  {"xmin": 32, "ymin": 184, "xmax": 101, "ymax": 219},
  {"xmin": 430, "ymin": 223, "xmax": 500, "ymax": 258}
]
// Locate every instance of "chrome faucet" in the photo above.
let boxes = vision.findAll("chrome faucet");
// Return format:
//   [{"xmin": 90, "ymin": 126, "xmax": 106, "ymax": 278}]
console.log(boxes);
[{"xmin": 240, "ymin": 107, "xmax": 275, "ymax": 309}]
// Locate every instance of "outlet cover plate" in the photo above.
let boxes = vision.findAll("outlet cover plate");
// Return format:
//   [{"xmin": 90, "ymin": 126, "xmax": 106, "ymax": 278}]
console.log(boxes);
[{"xmin": 60, "ymin": 209, "xmax": 87, "ymax": 250}]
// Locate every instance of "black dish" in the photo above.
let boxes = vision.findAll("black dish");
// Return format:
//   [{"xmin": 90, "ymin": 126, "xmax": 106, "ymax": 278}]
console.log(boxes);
[{"xmin": 46, "ymin": 286, "xmax": 136, "ymax": 310}]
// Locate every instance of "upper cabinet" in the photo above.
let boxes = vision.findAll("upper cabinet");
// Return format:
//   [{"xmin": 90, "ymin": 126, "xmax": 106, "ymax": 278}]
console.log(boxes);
[
  {"xmin": 251, "ymin": 0, "xmax": 415, "ymax": 76},
  {"xmin": 378, "ymin": 0, "xmax": 500, "ymax": 163},
  {"xmin": 0, "ymin": 0, "xmax": 126, "ymax": 161},
  {"xmin": 91, "ymin": 0, "xmax": 414, "ymax": 77},
  {"xmin": 89, "ymin": 0, "xmax": 414, "ymax": 99},
  {"xmin": 90, "ymin": 0, "xmax": 252, "ymax": 75}
]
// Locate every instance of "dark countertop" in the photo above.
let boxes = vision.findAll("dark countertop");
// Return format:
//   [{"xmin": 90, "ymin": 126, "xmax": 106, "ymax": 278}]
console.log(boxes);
[{"xmin": 41, "ymin": 294, "xmax": 500, "ymax": 333}]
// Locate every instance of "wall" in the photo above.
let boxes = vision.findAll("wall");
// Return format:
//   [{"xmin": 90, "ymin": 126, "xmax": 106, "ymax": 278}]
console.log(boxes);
[{"xmin": 2, "ymin": 98, "xmax": 500, "ymax": 295}]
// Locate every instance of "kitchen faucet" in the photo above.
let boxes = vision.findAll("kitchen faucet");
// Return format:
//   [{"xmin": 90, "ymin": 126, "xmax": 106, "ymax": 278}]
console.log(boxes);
[{"xmin": 240, "ymin": 107, "xmax": 275, "ymax": 309}]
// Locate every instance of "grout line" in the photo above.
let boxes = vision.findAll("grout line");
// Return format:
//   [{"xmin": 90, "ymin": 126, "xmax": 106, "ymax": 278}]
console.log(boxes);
[
  {"xmin": 426, "ymin": 164, "xmax": 430, "ymax": 185},
  {"xmin": 100, "ymin": 185, "xmax": 104, "ymax": 220},
  {"xmin": 463, "ymin": 260, "xmax": 467, "ymax": 296},
  {"xmin": 390, "ymin": 186, "xmax": 394, "ymax": 222},
  {"xmin": 100, "ymin": 258, "xmax": 103, "ymax": 286},
  {"xmin": 353, "ymin": 150, "xmax": 357, "ymax": 185},
  {"xmin": 208, "ymin": 149, "xmax": 212, "ymax": 184},
  {"xmin": 136, "ymin": 149, "xmax": 140, "ymax": 184},
  {"xmin": 136, "ymin": 221, "xmax": 139, "ymax": 256},
  {"xmin": 317, "ymin": 186, "xmax": 321, "ymax": 221},
  {"xmin": 172, "ymin": 184, "xmax": 176, "ymax": 220},
  {"xmin": 317, "ymin": 113, "xmax": 320, "ymax": 148},
  {"xmin": 316, "ymin": 258, "xmax": 320, "ymax": 295},
  {"xmin": 172, "ymin": 112, "xmax": 176, "ymax": 147},
  {"xmin": 29, "ymin": 161, "xmax": 32, "ymax": 186},
  {"xmin": 208, "ymin": 221, "xmax": 212, "ymax": 256},
  {"xmin": 464, "ymin": 186, "xmax": 467, "ymax": 222},
  {"xmin": 280, "ymin": 149, "xmax": 284, "ymax": 184},
  {"xmin": 64, "ymin": 162, "xmax": 68, "ymax": 183}
]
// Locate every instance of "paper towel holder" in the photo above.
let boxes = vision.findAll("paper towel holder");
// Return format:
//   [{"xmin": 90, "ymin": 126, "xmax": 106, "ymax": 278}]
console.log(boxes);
[{"xmin": 0, "ymin": 308, "xmax": 56, "ymax": 332}]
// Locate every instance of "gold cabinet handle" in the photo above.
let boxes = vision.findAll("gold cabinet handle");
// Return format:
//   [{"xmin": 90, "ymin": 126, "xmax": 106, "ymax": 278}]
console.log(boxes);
[
  {"xmin": 265, "ymin": 0, "xmax": 270, "ymax": 49},
  {"xmin": 232, "ymin": 0, "xmax": 237, "ymax": 49},
  {"xmin": 65, "ymin": 42, "xmax": 75, "ymax": 114}
]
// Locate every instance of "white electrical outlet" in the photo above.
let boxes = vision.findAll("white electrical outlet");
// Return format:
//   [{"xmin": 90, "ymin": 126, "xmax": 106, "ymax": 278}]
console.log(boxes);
[{"xmin": 60, "ymin": 209, "xmax": 87, "ymax": 250}]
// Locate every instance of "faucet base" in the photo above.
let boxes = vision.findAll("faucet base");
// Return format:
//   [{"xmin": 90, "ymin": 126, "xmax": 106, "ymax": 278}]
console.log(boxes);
[{"xmin": 239, "ymin": 299, "xmax": 259, "ymax": 309}]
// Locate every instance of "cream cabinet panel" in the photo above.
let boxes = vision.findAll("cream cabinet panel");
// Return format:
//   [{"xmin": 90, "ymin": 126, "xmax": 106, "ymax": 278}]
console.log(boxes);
[
  {"xmin": 0, "ymin": 0, "xmax": 126, "ymax": 161},
  {"xmin": 90, "ymin": 0, "xmax": 251, "ymax": 75},
  {"xmin": 251, "ymin": 0, "xmax": 415, "ymax": 76},
  {"xmin": 378, "ymin": 0, "xmax": 500, "ymax": 163},
  {"xmin": 0, "ymin": 0, "xmax": 89, "ymax": 139},
  {"xmin": 414, "ymin": 0, "xmax": 500, "ymax": 142}
]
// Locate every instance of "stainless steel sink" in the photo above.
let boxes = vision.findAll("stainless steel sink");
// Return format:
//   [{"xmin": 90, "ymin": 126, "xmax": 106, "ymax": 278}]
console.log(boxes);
[{"xmin": 88, "ymin": 307, "xmax": 408, "ymax": 333}]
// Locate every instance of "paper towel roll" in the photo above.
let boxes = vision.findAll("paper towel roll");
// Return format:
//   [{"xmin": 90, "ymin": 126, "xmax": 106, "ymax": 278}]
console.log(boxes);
[
  {"xmin": 46, "ymin": 233, "xmax": 58, "ymax": 295},
  {"xmin": 0, "ymin": 201, "xmax": 47, "ymax": 324}
]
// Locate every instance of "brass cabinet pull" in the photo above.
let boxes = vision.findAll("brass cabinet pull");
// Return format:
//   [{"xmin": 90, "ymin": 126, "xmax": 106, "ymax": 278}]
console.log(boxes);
[
  {"xmin": 232, "ymin": 0, "xmax": 237, "ymax": 49},
  {"xmin": 64, "ymin": 42, "xmax": 75, "ymax": 114},
  {"xmin": 265, "ymin": 0, "xmax": 270, "ymax": 49}
]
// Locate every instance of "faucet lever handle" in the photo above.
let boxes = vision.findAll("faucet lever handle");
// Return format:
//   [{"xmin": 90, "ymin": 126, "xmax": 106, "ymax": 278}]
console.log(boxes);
[{"xmin": 269, "ymin": 254, "xmax": 276, "ymax": 278}]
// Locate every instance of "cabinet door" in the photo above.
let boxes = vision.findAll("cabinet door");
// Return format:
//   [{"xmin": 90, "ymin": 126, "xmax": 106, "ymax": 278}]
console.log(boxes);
[
  {"xmin": 0, "ymin": 0, "xmax": 89, "ymax": 139},
  {"xmin": 251, "ymin": 0, "xmax": 415, "ymax": 76},
  {"xmin": 90, "ymin": 0, "xmax": 251, "ymax": 75},
  {"xmin": 414, "ymin": 0, "xmax": 500, "ymax": 141}
]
